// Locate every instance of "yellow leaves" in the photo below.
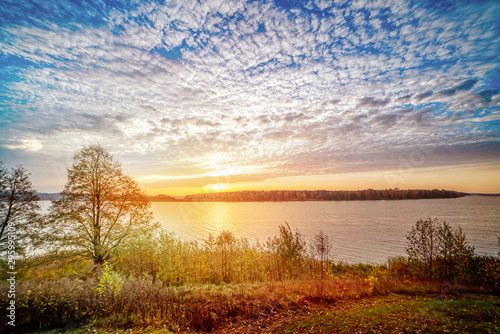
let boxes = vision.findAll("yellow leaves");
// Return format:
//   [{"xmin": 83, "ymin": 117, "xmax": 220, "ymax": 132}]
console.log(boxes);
[
  {"xmin": 322, "ymin": 263, "xmax": 336, "ymax": 279},
  {"xmin": 96, "ymin": 264, "xmax": 123, "ymax": 298},
  {"xmin": 365, "ymin": 275, "xmax": 380, "ymax": 293}
]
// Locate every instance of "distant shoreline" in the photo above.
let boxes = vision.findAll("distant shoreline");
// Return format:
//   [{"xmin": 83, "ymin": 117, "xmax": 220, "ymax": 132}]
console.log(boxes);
[{"xmin": 179, "ymin": 189, "xmax": 469, "ymax": 202}]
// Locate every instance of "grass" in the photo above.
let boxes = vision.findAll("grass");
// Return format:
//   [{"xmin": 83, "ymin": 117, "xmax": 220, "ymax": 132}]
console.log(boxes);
[
  {"xmin": 24, "ymin": 280, "xmax": 498, "ymax": 334},
  {"xmin": 274, "ymin": 294, "xmax": 500, "ymax": 334},
  {"xmin": 13, "ymin": 277, "xmax": 377, "ymax": 332}
]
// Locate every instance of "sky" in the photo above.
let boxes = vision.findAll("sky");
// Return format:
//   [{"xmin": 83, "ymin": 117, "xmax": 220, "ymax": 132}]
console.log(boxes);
[{"xmin": 0, "ymin": 0, "xmax": 499, "ymax": 196}]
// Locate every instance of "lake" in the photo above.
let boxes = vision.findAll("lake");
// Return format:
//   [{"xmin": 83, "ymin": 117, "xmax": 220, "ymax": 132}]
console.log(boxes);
[{"xmin": 152, "ymin": 196, "xmax": 500, "ymax": 264}]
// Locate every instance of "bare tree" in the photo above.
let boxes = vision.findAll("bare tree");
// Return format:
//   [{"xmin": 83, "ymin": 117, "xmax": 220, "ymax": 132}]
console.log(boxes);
[
  {"xmin": 311, "ymin": 230, "xmax": 333, "ymax": 278},
  {"xmin": 49, "ymin": 144, "xmax": 154, "ymax": 267},
  {"xmin": 437, "ymin": 221, "xmax": 455, "ymax": 279},
  {"xmin": 0, "ymin": 162, "xmax": 40, "ymax": 256},
  {"xmin": 406, "ymin": 218, "xmax": 475, "ymax": 280}
]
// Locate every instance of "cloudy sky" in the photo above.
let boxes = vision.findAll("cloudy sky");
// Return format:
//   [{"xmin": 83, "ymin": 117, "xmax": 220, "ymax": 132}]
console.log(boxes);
[{"xmin": 1, "ymin": 0, "xmax": 499, "ymax": 195}]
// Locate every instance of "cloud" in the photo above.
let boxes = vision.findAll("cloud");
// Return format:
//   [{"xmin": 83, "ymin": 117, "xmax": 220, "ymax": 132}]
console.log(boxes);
[
  {"xmin": 0, "ymin": 0, "xmax": 499, "ymax": 192},
  {"xmin": 439, "ymin": 78, "xmax": 479, "ymax": 97},
  {"xmin": 371, "ymin": 113, "xmax": 401, "ymax": 128},
  {"xmin": 413, "ymin": 91, "xmax": 434, "ymax": 102},
  {"xmin": 455, "ymin": 78, "xmax": 478, "ymax": 91},
  {"xmin": 357, "ymin": 97, "xmax": 390, "ymax": 108},
  {"xmin": 478, "ymin": 89, "xmax": 499, "ymax": 103},
  {"xmin": 3, "ymin": 139, "xmax": 43, "ymax": 152}
]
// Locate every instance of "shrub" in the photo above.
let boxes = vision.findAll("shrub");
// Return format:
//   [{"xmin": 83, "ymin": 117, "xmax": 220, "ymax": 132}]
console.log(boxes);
[
  {"xmin": 97, "ymin": 265, "xmax": 122, "ymax": 291},
  {"xmin": 113, "ymin": 229, "xmax": 161, "ymax": 282},
  {"xmin": 0, "ymin": 278, "xmax": 98, "ymax": 330},
  {"xmin": 387, "ymin": 256, "xmax": 412, "ymax": 279},
  {"xmin": 469, "ymin": 256, "xmax": 500, "ymax": 295},
  {"xmin": 405, "ymin": 218, "xmax": 440, "ymax": 279},
  {"xmin": 266, "ymin": 222, "xmax": 307, "ymax": 280}
]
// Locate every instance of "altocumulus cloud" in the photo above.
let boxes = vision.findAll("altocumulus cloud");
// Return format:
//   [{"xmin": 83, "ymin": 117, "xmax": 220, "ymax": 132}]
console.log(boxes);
[{"xmin": 0, "ymin": 0, "xmax": 499, "ymax": 189}]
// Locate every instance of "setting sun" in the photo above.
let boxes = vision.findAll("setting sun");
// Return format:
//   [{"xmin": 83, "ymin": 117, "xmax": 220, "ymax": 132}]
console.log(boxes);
[{"xmin": 206, "ymin": 183, "xmax": 229, "ymax": 192}]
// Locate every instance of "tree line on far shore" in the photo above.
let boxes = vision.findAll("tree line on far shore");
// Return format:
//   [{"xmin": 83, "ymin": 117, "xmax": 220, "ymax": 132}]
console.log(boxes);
[
  {"xmin": 41, "ymin": 187, "xmax": 467, "ymax": 203},
  {"xmin": 181, "ymin": 188, "xmax": 466, "ymax": 202}
]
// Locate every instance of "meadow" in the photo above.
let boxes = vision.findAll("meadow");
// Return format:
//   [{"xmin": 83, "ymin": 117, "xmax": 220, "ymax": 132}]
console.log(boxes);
[{"xmin": 1, "ymin": 221, "xmax": 499, "ymax": 333}]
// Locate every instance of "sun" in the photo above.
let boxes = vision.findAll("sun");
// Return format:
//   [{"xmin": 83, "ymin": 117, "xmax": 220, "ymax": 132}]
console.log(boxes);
[{"xmin": 206, "ymin": 183, "xmax": 228, "ymax": 192}]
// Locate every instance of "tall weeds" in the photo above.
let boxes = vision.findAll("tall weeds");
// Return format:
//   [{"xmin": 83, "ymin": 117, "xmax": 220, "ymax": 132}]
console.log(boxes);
[
  {"xmin": 113, "ymin": 227, "xmax": 314, "ymax": 285},
  {"xmin": 1, "ymin": 276, "xmax": 387, "ymax": 332}
]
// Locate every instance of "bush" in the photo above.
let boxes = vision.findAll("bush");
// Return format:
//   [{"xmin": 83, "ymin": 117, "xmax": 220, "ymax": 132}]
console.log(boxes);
[
  {"xmin": 387, "ymin": 256, "xmax": 412, "ymax": 279},
  {"xmin": 266, "ymin": 222, "xmax": 307, "ymax": 280},
  {"xmin": 469, "ymin": 256, "xmax": 500, "ymax": 295},
  {"xmin": 326, "ymin": 261, "xmax": 380, "ymax": 278},
  {"xmin": 0, "ymin": 278, "xmax": 98, "ymax": 330}
]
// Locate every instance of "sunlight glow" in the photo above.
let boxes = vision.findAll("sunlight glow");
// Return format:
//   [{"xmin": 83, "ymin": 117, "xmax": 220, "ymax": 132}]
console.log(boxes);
[
  {"xmin": 206, "ymin": 183, "xmax": 229, "ymax": 192},
  {"xmin": 209, "ymin": 169, "xmax": 232, "ymax": 177}
]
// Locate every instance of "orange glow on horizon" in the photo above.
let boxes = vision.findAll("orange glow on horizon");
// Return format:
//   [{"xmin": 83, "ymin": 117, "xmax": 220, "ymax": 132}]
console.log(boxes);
[{"xmin": 141, "ymin": 163, "xmax": 500, "ymax": 197}]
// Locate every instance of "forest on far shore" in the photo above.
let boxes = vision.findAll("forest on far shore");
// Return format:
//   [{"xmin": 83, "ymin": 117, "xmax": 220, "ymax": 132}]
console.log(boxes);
[{"xmin": 159, "ymin": 188, "xmax": 467, "ymax": 202}]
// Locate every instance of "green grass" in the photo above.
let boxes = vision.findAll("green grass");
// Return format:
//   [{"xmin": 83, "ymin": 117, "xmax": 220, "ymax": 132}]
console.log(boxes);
[{"xmin": 276, "ymin": 294, "xmax": 500, "ymax": 334}]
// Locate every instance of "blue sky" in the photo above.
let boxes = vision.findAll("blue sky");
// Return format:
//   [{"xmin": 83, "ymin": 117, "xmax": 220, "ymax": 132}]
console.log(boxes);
[{"xmin": 0, "ymin": 0, "xmax": 499, "ymax": 194}]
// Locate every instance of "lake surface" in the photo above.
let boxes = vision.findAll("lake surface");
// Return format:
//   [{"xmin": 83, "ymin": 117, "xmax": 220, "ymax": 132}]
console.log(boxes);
[{"xmin": 152, "ymin": 196, "xmax": 500, "ymax": 264}]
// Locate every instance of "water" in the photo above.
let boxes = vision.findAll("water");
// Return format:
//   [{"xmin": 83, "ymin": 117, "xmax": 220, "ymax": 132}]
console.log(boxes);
[{"xmin": 152, "ymin": 196, "xmax": 500, "ymax": 264}]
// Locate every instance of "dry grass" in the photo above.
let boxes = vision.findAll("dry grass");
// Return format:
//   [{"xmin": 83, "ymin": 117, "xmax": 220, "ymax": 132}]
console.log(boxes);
[{"xmin": 0, "ymin": 275, "xmax": 449, "ymax": 333}]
